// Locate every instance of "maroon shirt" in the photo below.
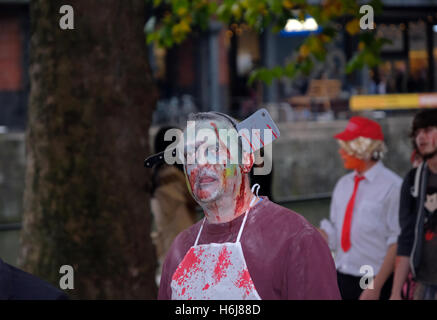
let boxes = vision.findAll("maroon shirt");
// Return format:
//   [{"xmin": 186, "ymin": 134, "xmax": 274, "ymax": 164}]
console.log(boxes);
[{"xmin": 158, "ymin": 197, "xmax": 341, "ymax": 300}]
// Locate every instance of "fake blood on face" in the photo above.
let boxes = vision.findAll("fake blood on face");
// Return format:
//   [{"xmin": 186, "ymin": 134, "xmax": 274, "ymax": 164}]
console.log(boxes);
[
  {"xmin": 188, "ymin": 166, "xmax": 213, "ymax": 199},
  {"xmin": 197, "ymin": 189, "xmax": 212, "ymax": 199},
  {"xmin": 210, "ymin": 122, "xmax": 232, "ymax": 161},
  {"xmin": 187, "ymin": 167, "xmax": 198, "ymax": 191},
  {"xmin": 208, "ymin": 202, "xmax": 220, "ymax": 222},
  {"xmin": 234, "ymin": 174, "xmax": 246, "ymax": 216}
]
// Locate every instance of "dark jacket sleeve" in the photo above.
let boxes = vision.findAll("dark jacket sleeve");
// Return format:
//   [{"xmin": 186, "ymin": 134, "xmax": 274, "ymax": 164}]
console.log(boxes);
[
  {"xmin": 397, "ymin": 169, "xmax": 416, "ymax": 257},
  {"xmin": 0, "ymin": 261, "xmax": 68, "ymax": 300}
]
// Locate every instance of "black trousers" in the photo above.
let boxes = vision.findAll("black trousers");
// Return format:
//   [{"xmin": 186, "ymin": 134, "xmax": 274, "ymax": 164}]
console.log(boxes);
[{"xmin": 337, "ymin": 271, "xmax": 394, "ymax": 300}]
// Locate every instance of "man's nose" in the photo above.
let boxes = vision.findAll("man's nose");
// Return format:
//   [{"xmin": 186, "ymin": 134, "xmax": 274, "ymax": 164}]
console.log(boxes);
[
  {"xmin": 196, "ymin": 145, "xmax": 211, "ymax": 165},
  {"xmin": 416, "ymin": 129, "xmax": 426, "ymax": 142}
]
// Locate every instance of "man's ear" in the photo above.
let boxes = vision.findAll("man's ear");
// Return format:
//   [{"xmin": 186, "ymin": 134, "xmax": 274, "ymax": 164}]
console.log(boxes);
[{"xmin": 240, "ymin": 151, "xmax": 254, "ymax": 174}]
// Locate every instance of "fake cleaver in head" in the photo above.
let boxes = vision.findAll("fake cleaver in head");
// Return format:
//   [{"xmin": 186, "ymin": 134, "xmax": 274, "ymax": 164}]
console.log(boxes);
[{"xmin": 144, "ymin": 108, "xmax": 280, "ymax": 168}]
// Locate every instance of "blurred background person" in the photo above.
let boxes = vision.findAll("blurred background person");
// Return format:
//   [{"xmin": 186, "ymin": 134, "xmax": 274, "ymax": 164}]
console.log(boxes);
[
  {"xmin": 396, "ymin": 149, "xmax": 422, "ymax": 300},
  {"xmin": 391, "ymin": 108, "xmax": 437, "ymax": 300},
  {"xmin": 150, "ymin": 127, "xmax": 197, "ymax": 284},
  {"xmin": 319, "ymin": 116, "xmax": 402, "ymax": 300}
]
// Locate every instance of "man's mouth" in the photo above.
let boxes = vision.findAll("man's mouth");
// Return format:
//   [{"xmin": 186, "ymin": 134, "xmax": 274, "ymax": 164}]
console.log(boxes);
[
  {"xmin": 198, "ymin": 175, "xmax": 217, "ymax": 184},
  {"xmin": 418, "ymin": 142, "xmax": 429, "ymax": 150}
]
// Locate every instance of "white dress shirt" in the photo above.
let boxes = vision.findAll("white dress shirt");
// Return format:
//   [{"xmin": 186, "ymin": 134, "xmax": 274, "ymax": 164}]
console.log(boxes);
[{"xmin": 320, "ymin": 161, "xmax": 402, "ymax": 277}]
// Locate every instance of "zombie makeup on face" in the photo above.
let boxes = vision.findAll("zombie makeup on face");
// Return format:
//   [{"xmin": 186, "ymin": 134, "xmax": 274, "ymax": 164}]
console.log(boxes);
[
  {"xmin": 183, "ymin": 120, "xmax": 239, "ymax": 200},
  {"xmin": 182, "ymin": 118, "xmax": 254, "ymax": 223},
  {"xmin": 185, "ymin": 164, "xmax": 222, "ymax": 202},
  {"xmin": 338, "ymin": 148, "xmax": 367, "ymax": 172}
]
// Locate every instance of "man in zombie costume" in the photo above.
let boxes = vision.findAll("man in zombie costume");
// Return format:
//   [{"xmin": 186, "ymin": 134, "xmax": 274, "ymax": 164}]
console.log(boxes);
[
  {"xmin": 319, "ymin": 116, "xmax": 402, "ymax": 300},
  {"xmin": 157, "ymin": 112, "xmax": 340, "ymax": 300},
  {"xmin": 390, "ymin": 108, "xmax": 437, "ymax": 300}
]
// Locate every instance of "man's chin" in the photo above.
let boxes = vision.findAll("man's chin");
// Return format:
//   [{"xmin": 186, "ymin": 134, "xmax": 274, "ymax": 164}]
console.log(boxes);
[
  {"xmin": 194, "ymin": 185, "xmax": 221, "ymax": 203},
  {"xmin": 342, "ymin": 157, "xmax": 366, "ymax": 171},
  {"xmin": 343, "ymin": 162, "xmax": 359, "ymax": 171},
  {"xmin": 420, "ymin": 148, "xmax": 437, "ymax": 160}
]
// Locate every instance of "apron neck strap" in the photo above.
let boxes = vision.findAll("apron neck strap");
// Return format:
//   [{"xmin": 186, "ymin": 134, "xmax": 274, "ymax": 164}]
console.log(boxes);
[
  {"xmin": 194, "ymin": 218, "xmax": 206, "ymax": 246},
  {"xmin": 193, "ymin": 184, "xmax": 261, "ymax": 246},
  {"xmin": 236, "ymin": 184, "xmax": 260, "ymax": 243}
]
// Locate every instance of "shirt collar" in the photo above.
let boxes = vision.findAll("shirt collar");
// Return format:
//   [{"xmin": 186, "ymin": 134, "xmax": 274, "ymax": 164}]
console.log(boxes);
[
  {"xmin": 354, "ymin": 161, "xmax": 383, "ymax": 182},
  {"xmin": 203, "ymin": 196, "xmax": 268, "ymax": 235}
]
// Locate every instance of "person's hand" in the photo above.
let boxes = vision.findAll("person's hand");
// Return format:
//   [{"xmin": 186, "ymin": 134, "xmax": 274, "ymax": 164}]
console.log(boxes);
[{"xmin": 359, "ymin": 288, "xmax": 381, "ymax": 300}]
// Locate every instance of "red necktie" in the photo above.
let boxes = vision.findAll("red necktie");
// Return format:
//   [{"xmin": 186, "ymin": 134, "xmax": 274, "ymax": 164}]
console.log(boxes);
[{"xmin": 341, "ymin": 175, "xmax": 365, "ymax": 252}]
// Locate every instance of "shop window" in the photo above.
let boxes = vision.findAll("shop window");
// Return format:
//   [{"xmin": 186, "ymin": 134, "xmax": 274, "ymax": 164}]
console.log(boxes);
[{"xmin": 408, "ymin": 20, "xmax": 428, "ymax": 92}]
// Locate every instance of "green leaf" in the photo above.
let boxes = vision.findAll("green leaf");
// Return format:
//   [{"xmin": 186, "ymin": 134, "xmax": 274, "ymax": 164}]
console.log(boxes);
[
  {"xmin": 217, "ymin": 3, "xmax": 232, "ymax": 21},
  {"xmin": 150, "ymin": 0, "xmax": 387, "ymax": 82},
  {"xmin": 284, "ymin": 63, "xmax": 297, "ymax": 78},
  {"xmin": 267, "ymin": 0, "xmax": 282, "ymax": 15},
  {"xmin": 312, "ymin": 48, "xmax": 326, "ymax": 61},
  {"xmin": 363, "ymin": 51, "xmax": 380, "ymax": 67},
  {"xmin": 272, "ymin": 66, "xmax": 283, "ymax": 78},
  {"xmin": 322, "ymin": 25, "xmax": 337, "ymax": 38},
  {"xmin": 208, "ymin": 1, "xmax": 218, "ymax": 14},
  {"xmin": 368, "ymin": 0, "xmax": 383, "ymax": 14},
  {"xmin": 146, "ymin": 32, "xmax": 156, "ymax": 44},
  {"xmin": 153, "ymin": 0, "xmax": 163, "ymax": 7},
  {"xmin": 299, "ymin": 58, "xmax": 314, "ymax": 75},
  {"xmin": 345, "ymin": 53, "xmax": 364, "ymax": 74}
]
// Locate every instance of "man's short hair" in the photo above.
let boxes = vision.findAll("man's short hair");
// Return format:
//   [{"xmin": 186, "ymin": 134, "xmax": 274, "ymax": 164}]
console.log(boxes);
[{"xmin": 187, "ymin": 112, "xmax": 238, "ymax": 129}]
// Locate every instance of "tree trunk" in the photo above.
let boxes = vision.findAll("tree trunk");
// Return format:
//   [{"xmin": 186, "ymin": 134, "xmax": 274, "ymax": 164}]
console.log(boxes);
[{"xmin": 19, "ymin": 0, "xmax": 158, "ymax": 299}]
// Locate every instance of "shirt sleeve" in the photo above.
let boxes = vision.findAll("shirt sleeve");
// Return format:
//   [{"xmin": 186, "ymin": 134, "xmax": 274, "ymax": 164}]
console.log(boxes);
[
  {"xmin": 158, "ymin": 232, "xmax": 188, "ymax": 300},
  {"xmin": 320, "ymin": 180, "xmax": 340, "ymax": 252},
  {"xmin": 286, "ymin": 227, "xmax": 341, "ymax": 300},
  {"xmin": 397, "ymin": 171, "xmax": 416, "ymax": 257},
  {"xmin": 383, "ymin": 181, "xmax": 402, "ymax": 246}
]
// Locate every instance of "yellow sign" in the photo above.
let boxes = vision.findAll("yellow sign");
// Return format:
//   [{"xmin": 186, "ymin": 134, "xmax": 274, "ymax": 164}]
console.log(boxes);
[{"xmin": 350, "ymin": 93, "xmax": 437, "ymax": 110}]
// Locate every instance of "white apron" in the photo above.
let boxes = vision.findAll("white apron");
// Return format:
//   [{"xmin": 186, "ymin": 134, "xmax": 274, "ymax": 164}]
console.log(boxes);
[{"xmin": 171, "ymin": 185, "xmax": 262, "ymax": 300}]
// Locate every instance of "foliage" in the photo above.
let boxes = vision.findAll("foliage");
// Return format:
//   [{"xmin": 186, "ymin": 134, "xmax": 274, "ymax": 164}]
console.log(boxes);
[{"xmin": 145, "ymin": 0, "xmax": 387, "ymax": 84}]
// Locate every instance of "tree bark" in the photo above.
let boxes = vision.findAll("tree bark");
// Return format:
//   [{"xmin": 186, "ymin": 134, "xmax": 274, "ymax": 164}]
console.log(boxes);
[{"xmin": 19, "ymin": 0, "xmax": 158, "ymax": 299}]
